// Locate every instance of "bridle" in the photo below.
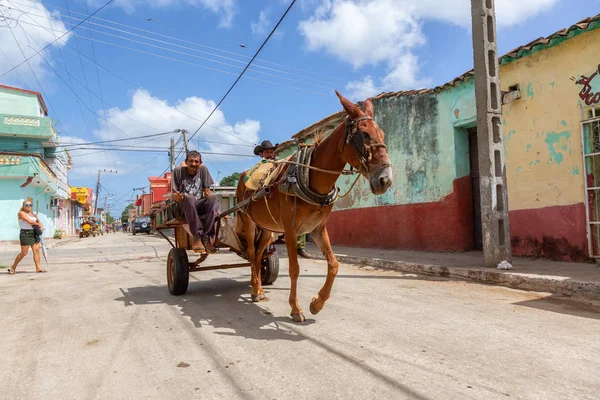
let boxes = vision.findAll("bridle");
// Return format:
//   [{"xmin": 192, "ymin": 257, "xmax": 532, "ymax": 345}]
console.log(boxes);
[{"xmin": 342, "ymin": 116, "xmax": 389, "ymax": 174}]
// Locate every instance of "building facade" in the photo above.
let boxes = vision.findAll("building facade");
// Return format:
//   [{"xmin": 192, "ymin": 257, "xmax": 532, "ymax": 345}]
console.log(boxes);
[
  {"xmin": 276, "ymin": 15, "xmax": 600, "ymax": 261},
  {"xmin": 0, "ymin": 84, "xmax": 70, "ymax": 240}
]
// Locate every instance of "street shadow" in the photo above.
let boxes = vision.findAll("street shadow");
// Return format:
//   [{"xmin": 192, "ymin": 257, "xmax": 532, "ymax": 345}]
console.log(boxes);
[
  {"xmin": 513, "ymin": 295, "xmax": 600, "ymax": 320},
  {"xmin": 114, "ymin": 278, "xmax": 433, "ymax": 400},
  {"xmin": 114, "ymin": 277, "xmax": 313, "ymax": 342}
]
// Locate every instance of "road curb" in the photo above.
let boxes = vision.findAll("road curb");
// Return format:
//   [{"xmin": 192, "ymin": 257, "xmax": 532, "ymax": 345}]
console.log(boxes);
[{"xmin": 277, "ymin": 247, "xmax": 600, "ymax": 301}]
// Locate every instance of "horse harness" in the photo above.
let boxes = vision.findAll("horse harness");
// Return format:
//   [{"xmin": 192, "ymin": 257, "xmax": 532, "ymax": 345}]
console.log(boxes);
[{"xmin": 238, "ymin": 115, "xmax": 388, "ymax": 227}]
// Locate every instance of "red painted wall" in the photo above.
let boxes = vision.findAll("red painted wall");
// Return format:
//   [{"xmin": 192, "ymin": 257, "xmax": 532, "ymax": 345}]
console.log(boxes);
[
  {"xmin": 149, "ymin": 173, "xmax": 171, "ymax": 204},
  {"xmin": 326, "ymin": 176, "xmax": 475, "ymax": 252},
  {"xmin": 327, "ymin": 175, "xmax": 588, "ymax": 261},
  {"xmin": 509, "ymin": 204, "xmax": 588, "ymax": 261}
]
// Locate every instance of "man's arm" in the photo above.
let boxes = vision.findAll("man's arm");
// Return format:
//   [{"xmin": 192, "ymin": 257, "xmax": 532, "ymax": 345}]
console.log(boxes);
[
  {"xmin": 199, "ymin": 165, "xmax": 214, "ymax": 197},
  {"xmin": 171, "ymin": 167, "xmax": 184, "ymax": 202}
]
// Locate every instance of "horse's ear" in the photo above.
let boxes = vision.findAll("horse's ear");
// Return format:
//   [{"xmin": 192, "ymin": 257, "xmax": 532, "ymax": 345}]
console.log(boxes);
[
  {"xmin": 363, "ymin": 98, "xmax": 374, "ymax": 118},
  {"xmin": 335, "ymin": 90, "xmax": 360, "ymax": 119}
]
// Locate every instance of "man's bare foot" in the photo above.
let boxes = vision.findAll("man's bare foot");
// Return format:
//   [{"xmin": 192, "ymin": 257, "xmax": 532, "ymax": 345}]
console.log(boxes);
[
  {"xmin": 8, "ymin": 268, "xmax": 15, "ymax": 275},
  {"xmin": 36, "ymin": 269, "xmax": 47, "ymax": 273}
]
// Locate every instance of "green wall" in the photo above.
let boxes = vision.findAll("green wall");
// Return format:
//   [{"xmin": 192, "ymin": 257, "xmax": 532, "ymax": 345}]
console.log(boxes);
[{"xmin": 0, "ymin": 88, "xmax": 42, "ymax": 117}]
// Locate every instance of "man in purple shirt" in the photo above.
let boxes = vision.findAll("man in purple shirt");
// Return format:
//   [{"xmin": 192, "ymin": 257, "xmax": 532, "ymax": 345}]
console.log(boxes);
[{"xmin": 171, "ymin": 151, "xmax": 219, "ymax": 252}]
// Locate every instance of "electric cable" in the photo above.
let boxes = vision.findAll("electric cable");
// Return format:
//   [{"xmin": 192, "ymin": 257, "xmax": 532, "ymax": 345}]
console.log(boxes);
[{"xmin": 0, "ymin": 0, "xmax": 114, "ymax": 78}]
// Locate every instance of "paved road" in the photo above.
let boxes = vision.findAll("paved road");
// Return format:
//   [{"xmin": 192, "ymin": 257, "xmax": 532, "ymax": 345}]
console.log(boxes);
[{"xmin": 1, "ymin": 233, "xmax": 599, "ymax": 400}]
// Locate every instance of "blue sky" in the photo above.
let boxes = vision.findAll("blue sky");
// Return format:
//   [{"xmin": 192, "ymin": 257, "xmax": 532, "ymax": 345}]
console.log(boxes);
[{"xmin": 0, "ymin": 0, "xmax": 597, "ymax": 214}]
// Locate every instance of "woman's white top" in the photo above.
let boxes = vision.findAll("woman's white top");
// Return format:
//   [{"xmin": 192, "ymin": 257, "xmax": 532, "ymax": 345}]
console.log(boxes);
[{"xmin": 19, "ymin": 213, "xmax": 37, "ymax": 229}]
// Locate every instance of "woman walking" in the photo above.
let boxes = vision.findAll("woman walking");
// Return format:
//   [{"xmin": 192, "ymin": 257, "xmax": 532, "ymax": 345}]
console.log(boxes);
[{"xmin": 8, "ymin": 199, "xmax": 47, "ymax": 274}]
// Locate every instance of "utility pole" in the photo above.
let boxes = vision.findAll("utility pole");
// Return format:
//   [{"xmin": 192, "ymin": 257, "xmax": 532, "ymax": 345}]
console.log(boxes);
[
  {"xmin": 471, "ymin": 0, "xmax": 512, "ymax": 266},
  {"xmin": 181, "ymin": 129, "xmax": 189, "ymax": 155},
  {"xmin": 170, "ymin": 137, "xmax": 175, "ymax": 172},
  {"xmin": 93, "ymin": 169, "xmax": 117, "ymax": 216}
]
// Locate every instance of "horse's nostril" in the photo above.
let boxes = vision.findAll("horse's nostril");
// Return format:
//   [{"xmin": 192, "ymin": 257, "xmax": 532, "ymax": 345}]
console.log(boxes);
[{"xmin": 379, "ymin": 176, "xmax": 387, "ymax": 186}]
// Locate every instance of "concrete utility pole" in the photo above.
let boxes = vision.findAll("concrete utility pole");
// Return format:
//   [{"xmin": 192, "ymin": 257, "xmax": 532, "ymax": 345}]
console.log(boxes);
[
  {"xmin": 93, "ymin": 169, "xmax": 117, "ymax": 216},
  {"xmin": 471, "ymin": 0, "xmax": 512, "ymax": 266},
  {"xmin": 181, "ymin": 129, "xmax": 189, "ymax": 155}
]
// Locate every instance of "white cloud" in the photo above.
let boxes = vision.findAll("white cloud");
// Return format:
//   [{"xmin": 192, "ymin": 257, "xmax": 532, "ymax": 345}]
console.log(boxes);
[
  {"xmin": 107, "ymin": 0, "xmax": 237, "ymax": 28},
  {"xmin": 63, "ymin": 89, "xmax": 262, "ymax": 176},
  {"xmin": 0, "ymin": 0, "xmax": 71, "ymax": 86},
  {"xmin": 413, "ymin": 0, "xmax": 559, "ymax": 28},
  {"xmin": 251, "ymin": 10, "xmax": 284, "ymax": 40},
  {"xmin": 251, "ymin": 11, "xmax": 270, "ymax": 37},
  {"xmin": 300, "ymin": 0, "xmax": 559, "ymax": 99}
]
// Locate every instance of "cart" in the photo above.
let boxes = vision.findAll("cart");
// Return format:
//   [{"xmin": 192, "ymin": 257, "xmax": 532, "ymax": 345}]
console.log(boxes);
[{"xmin": 155, "ymin": 188, "xmax": 279, "ymax": 295}]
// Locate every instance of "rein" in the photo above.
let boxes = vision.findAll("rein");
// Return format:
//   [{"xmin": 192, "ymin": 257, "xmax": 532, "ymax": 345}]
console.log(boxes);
[{"xmin": 343, "ymin": 116, "xmax": 388, "ymax": 174}]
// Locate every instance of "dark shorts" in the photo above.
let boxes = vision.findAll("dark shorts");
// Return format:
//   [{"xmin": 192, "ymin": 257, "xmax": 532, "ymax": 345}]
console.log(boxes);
[{"xmin": 19, "ymin": 229, "xmax": 40, "ymax": 246}]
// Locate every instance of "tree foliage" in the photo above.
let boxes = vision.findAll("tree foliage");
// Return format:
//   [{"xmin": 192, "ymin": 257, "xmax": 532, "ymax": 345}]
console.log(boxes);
[
  {"xmin": 220, "ymin": 172, "xmax": 241, "ymax": 187},
  {"xmin": 121, "ymin": 203, "xmax": 134, "ymax": 223}
]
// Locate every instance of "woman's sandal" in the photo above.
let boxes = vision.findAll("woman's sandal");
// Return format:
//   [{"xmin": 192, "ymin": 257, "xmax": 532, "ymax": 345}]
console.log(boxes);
[{"xmin": 36, "ymin": 269, "xmax": 47, "ymax": 273}]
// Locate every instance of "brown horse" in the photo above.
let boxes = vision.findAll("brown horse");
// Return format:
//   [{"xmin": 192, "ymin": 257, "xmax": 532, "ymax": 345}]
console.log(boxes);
[{"xmin": 235, "ymin": 91, "xmax": 393, "ymax": 322}]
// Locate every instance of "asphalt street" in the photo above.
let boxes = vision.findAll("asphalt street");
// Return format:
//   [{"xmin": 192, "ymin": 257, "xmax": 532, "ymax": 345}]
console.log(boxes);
[{"xmin": 0, "ymin": 233, "xmax": 599, "ymax": 400}]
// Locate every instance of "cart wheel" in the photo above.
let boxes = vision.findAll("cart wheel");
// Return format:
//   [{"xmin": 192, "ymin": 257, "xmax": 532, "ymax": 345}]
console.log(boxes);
[
  {"xmin": 167, "ymin": 248, "xmax": 189, "ymax": 295},
  {"xmin": 261, "ymin": 250, "xmax": 279, "ymax": 285}
]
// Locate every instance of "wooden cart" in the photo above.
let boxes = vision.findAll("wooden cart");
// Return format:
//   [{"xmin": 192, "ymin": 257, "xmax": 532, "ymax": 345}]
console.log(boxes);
[{"xmin": 155, "ymin": 190, "xmax": 279, "ymax": 295}]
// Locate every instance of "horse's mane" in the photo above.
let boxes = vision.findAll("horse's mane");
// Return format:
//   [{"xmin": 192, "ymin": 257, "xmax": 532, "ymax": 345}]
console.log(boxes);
[{"xmin": 312, "ymin": 128, "xmax": 327, "ymax": 145}]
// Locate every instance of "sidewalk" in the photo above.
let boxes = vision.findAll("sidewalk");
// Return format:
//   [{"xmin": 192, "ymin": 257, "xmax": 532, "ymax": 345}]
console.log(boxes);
[
  {"xmin": 0, "ymin": 236, "xmax": 80, "ymax": 253},
  {"xmin": 277, "ymin": 243, "xmax": 600, "ymax": 301}
]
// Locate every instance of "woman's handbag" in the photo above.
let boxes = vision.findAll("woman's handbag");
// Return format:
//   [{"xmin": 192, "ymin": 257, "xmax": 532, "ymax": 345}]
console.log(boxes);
[{"xmin": 33, "ymin": 225, "xmax": 43, "ymax": 238}]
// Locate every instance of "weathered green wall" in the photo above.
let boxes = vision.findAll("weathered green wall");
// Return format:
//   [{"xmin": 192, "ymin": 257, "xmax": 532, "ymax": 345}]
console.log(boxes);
[
  {"xmin": 276, "ymin": 80, "xmax": 478, "ymax": 211},
  {"xmin": 335, "ymin": 81, "xmax": 476, "ymax": 210}
]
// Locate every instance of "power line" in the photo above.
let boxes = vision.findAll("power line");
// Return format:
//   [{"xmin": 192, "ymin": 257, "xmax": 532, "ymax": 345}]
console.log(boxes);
[
  {"xmin": 6, "ymin": 2, "xmax": 163, "ymax": 136},
  {"xmin": 5, "ymin": 11, "xmax": 260, "ymax": 147},
  {"xmin": 2, "ymin": 13, "xmax": 330, "ymax": 98},
  {"xmin": 0, "ymin": 0, "xmax": 114, "ymax": 78},
  {"xmin": 64, "ymin": 147, "xmax": 256, "ymax": 157},
  {"xmin": 10, "ymin": 0, "xmax": 367, "ymax": 92},
  {"xmin": 7, "ymin": 3, "xmax": 339, "ymax": 93},
  {"xmin": 188, "ymin": 0, "xmax": 297, "ymax": 148}
]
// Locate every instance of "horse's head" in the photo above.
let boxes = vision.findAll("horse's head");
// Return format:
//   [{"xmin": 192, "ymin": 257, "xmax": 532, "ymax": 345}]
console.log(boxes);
[{"xmin": 336, "ymin": 90, "xmax": 393, "ymax": 195}]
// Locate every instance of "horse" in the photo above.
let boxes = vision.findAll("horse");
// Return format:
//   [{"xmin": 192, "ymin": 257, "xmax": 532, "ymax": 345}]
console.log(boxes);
[{"xmin": 235, "ymin": 91, "xmax": 393, "ymax": 322}]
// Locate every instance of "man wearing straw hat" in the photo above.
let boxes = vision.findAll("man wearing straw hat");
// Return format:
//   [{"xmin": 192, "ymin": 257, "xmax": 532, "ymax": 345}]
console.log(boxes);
[{"xmin": 253, "ymin": 140, "xmax": 311, "ymax": 259}]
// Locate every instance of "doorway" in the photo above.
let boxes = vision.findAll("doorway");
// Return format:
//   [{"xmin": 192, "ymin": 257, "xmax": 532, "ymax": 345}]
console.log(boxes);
[{"xmin": 468, "ymin": 128, "xmax": 483, "ymax": 250}]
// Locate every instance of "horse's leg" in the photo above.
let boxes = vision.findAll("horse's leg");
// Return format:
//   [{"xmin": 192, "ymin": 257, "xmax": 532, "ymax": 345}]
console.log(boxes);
[
  {"xmin": 284, "ymin": 230, "xmax": 305, "ymax": 322},
  {"xmin": 251, "ymin": 230, "xmax": 274, "ymax": 301},
  {"xmin": 308, "ymin": 225, "xmax": 339, "ymax": 315}
]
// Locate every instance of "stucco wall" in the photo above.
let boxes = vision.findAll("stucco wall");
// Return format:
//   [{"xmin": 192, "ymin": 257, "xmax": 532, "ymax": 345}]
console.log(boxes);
[
  {"xmin": 496, "ymin": 26, "xmax": 600, "ymax": 259},
  {"xmin": 0, "ymin": 88, "xmax": 43, "ymax": 117},
  {"xmin": 0, "ymin": 181, "xmax": 55, "ymax": 240}
]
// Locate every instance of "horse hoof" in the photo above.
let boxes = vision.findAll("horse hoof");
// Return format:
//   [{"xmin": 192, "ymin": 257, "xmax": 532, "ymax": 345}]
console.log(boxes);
[
  {"xmin": 251, "ymin": 293, "xmax": 269, "ymax": 302},
  {"xmin": 290, "ymin": 312, "xmax": 306, "ymax": 323},
  {"xmin": 309, "ymin": 297, "xmax": 321, "ymax": 315}
]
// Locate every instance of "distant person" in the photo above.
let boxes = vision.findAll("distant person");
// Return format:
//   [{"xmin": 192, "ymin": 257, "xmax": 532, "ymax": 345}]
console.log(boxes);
[
  {"xmin": 171, "ymin": 150, "xmax": 219, "ymax": 253},
  {"xmin": 8, "ymin": 199, "xmax": 46, "ymax": 274}
]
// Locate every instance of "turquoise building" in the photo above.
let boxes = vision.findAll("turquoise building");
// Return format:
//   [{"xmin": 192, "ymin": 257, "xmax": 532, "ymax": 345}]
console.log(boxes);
[{"xmin": 0, "ymin": 84, "xmax": 69, "ymax": 240}]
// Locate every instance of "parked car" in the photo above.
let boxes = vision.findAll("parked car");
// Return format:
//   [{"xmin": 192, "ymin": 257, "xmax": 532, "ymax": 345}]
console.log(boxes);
[{"xmin": 132, "ymin": 216, "xmax": 152, "ymax": 235}]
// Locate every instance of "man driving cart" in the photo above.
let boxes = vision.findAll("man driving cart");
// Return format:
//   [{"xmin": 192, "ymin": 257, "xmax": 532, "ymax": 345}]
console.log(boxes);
[{"xmin": 171, "ymin": 150, "xmax": 219, "ymax": 253}]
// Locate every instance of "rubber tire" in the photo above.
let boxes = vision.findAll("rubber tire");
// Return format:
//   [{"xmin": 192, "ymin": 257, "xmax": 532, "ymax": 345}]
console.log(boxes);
[
  {"xmin": 167, "ymin": 248, "xmax": 189, "ymax": 295},
  {"xmin": 261, "ymin": 250, "xmax": 280, "ymax": 285}
]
